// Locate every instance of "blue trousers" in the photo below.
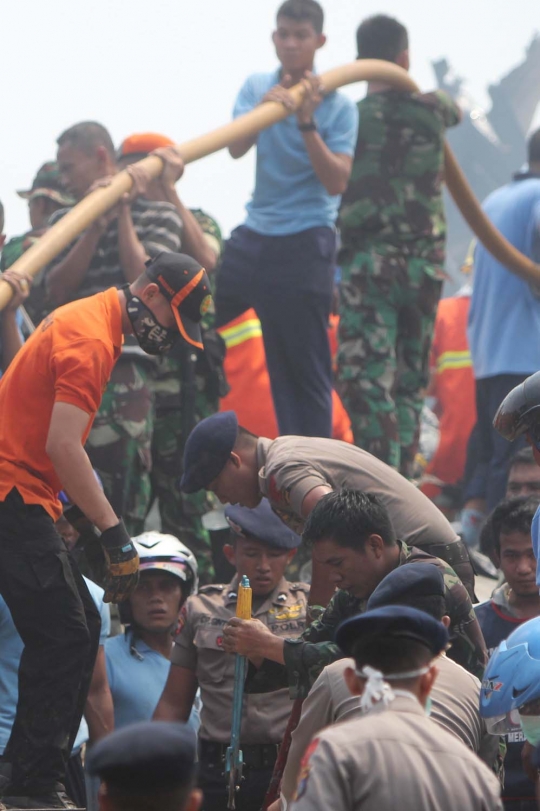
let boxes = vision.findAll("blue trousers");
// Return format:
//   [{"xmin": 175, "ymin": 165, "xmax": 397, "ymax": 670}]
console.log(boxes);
[
  {"xmin": 215, "ymin": 225, "xmax": 335, "ymax": 437},
  {"xmin": 464, "ymin": 374, "xmax": 528, "ymax": 510}
]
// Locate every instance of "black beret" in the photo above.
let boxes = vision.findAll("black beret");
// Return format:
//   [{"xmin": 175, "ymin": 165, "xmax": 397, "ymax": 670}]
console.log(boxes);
[
  {"xmin": 367, "ymin": 563, "xmax": 445, "ymax": 611},
  {"xmin": 335, "ymin": 605, "xmax": 449, "ymax": 658},
  {"xmin": 85, "ymin": 721, "xmax": 196, "ymax": 792},
  {"xmin": 225, "ymin": 498, "xmax": 301, "ymax": 549},
  {"xmin": 180, "ymin": 411, "xmax": 238, "ymax": 493}
]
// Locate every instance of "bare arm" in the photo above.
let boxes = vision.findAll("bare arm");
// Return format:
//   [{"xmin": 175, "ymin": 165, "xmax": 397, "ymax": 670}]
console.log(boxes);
[
  {"xmin": 300, "ymin": 485, "xmax": 333, "ymax": 518},
  {"xmin": 117, "ymin": 199, "xmax": 148, "ymax": 282},
  {"xmin": 84, "ymin": 645, "xmax": 114, "ymax": 743},
  {"xmin": 46, "ymin": 402, "xmax": 118, "ymax": 531},
  {"xmin": 153, "ymin": 664, "xmax": 198, "ymax": 722},
  {"xmin": 46, "ymin": 225, "xmax": 103, "ymax": 305},
  {"xmin": 229, "ymin": 135, "xmax": 258, "ymax": 160},
  {"xmin": 302, "ymin": 138, "xmax": 352, "ymax": 196}
]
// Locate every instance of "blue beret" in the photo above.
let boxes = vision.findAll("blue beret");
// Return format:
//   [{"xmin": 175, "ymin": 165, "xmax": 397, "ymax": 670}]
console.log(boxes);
[
  {"xmin": 335, "ymin": 605, "xmax": 449, "ymax": 657},
  {"xmin": 367, "ymin": 563, "xmax": 445, "ymax": 611},
  {"xmin": 180, "ymin": 411, "xmax": 238, "ymax": 493},
  {"xmin": 225, "ymin": 499, "xmax": 301, "ymax": 550},
  {"xmin": 85, "ymin": 721, "xmax": 196, "ymax": 791}
]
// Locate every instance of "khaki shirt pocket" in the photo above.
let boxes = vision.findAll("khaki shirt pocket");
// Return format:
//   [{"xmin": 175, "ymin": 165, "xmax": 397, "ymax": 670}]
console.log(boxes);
[{"xmin": 194, "ymin": 624, "xmax": 234, "ymax": 685}]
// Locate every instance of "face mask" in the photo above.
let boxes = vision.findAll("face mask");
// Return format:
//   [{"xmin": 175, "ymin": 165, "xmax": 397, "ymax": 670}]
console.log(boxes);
[
  {"xmin": 424, "ymin": 696, "xmax": 432, "ymax": 717},
  {"xmin": 124, "ymin": 286, "xmax": 178, "ymax": 356},
  {"xmin": 518, "ymin": 713, "xmax": 540, "ymax": 747}
]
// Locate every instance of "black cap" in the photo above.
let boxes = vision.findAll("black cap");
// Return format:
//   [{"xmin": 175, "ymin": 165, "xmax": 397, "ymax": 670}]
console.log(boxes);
[
  {"xmin": 335, "ymin": 605, "xmax": 449, "ymax": 658},
  {"xmin": 146, "ymin": 252, "xmax": 213, "ymax": 350},
  {"xmin": 225, "ymin": 498, "xmax": 301, "ymax": 549},
  {"xmin": 367, "ymin": 564, "xmax": 445, "ymax": 611},
  {"xmin": 494, "ymin": 371, "xmax": 540, "ymax": 442},
  {"xmin": 180, "ymin": 411, "xmax": 239, "ymax": 493},
  {"xmin": 85, "ymin": 721, "xmax": 196, "ymax": 792}
]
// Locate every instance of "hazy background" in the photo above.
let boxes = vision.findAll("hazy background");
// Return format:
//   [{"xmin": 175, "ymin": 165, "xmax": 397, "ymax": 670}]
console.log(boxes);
[{"xmin": 1, "ymin": 0, "xmax": 539, "ymax": 240}]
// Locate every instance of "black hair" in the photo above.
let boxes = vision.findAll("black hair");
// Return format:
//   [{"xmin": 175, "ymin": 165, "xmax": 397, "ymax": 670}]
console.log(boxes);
[
  {"xmin": 276, "ymin": 0, "xmax": 324, "ymax": 35},
  {"xmin": 106, "ymin": 783, "xmax": 192, "ymax": 811},
  {"xmin": 303, "ymin": 489, "xmax": 397, "ymax": 549},
  {"xmin": 509, "ymin": 446, "xmax": 536, "ymax": 469},
  {"xmin": 528, "ymin": 129, "xmax": 540, "ymax": 165},
  {"xmin": 57, "ymin": 121, "xmax": 115, "ymax": 160},
  {"xmin": 356, "ymin": 14, "xmax": 408, "ymax": 62},
  {"xmin": 484, "ymin": 496, "xmax": 539, "ymax": 557},
  {"xmin": 351, "ymin": 635, "xmax": 432, "ymax": 676}
]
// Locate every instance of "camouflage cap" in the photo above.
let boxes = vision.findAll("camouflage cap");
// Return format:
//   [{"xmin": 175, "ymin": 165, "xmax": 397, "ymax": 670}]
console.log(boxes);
[{"xmin": 17, "ymin": 161, "xmax": 74, "ymax": 206}]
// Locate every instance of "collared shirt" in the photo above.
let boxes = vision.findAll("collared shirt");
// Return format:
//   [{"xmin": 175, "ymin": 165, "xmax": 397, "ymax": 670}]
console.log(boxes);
[
  {"xmin": 288, "ymin": 696, "xmax": 502, "ymax": 811},
  {"xmin": 171, "ymin": 575, "xmax": 308, "ymax": 743},
  {"xmin": 234, "ymin": 69, "xmax": 358, "ymax": 235},
  {"xmin": 256, "ymin": 435, "xmax": 460, "ymax": 549},
  {"xmin": 0, "ymin": 287, "xmax": 122, "ymax": 519},
  {"xmin": 281, "ymin": 655, "xmax": 499, "ymax": 802}
]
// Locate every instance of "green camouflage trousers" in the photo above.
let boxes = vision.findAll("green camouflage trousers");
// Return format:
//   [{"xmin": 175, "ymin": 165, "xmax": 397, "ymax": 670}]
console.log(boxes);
[
  {"xmin": 336, "ymin": 244, "xmax": 443, "ymax": 477},
  {"xmin": 85, "ymin": 358, "xmax": 154, "ymax": 536},
  {"xmin": 151, "ymin": 354, "xmax": 216, "ymax": 585}
]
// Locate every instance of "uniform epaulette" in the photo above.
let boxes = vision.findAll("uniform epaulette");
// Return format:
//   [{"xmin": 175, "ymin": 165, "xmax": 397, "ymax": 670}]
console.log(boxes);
[
  {"xmin": 288, "ymin": 582, "xmax": 310, "ymax": 592},
  {"xmin": 198, "ymin": 584, "xmax": 227, "ymax": 594}
]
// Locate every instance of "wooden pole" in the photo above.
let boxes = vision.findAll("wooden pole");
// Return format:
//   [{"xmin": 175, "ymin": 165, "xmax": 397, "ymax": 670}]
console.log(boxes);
[{"xmin": 2, "ymin": 59, "xmax": 539, "ymax": 310}]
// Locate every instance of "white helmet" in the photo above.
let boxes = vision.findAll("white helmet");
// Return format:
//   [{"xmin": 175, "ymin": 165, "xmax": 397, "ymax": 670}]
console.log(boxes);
[{"xmin": 133, "ymin": 532, "xmax": 199, "ymax": 596}]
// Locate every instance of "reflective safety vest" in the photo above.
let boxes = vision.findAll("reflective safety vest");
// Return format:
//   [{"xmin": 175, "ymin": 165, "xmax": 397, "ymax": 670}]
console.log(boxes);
[
  {"xmin": 422, "ymin": 290, "xmax": 476, "ymax": 495},
  {"xmin": 218, "ymin": 310, "xmax": 353, "ymax": 442}
]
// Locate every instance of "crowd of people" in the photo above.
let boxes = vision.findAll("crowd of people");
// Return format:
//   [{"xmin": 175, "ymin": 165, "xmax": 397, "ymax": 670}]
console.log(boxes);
[{"xmin": 0, "ymin": 0, "xmax": 540, "ymax": 809}]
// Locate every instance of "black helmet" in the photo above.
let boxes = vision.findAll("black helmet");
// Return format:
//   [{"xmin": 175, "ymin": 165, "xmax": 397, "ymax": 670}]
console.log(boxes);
[{"xmin": 494, "ymin": 372, "xmax": 540, "ymax": 442}]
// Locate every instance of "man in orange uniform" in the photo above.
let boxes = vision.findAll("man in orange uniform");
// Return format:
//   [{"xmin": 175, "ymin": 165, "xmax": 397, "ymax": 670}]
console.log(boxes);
[
  {"xmin": 218, "ymin": 310, "xmax": 353, "ymax": 442},
  {"xmin": 421, "ymin": 270, "xmax": 476, "ymax": 510},
  {"xmin": 0, "ymin": 252, "xmax": 210, "ymax": 810}
]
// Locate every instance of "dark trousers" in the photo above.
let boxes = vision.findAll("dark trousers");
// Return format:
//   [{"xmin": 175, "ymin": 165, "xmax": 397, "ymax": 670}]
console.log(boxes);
[
  {"xmin": 215, "ymin": 225, "xmax": 335, "ymax": 438},
  {"xmin": 464, "ymin": 374, "xmax": 528, "ymax": 510},
  {"xmin": 198, "ymin": 740, "xmax": 277, "ymax": 811},
  {"xmin": 0, "ymin": 489, "xmax": 101, "ymax": 794}
]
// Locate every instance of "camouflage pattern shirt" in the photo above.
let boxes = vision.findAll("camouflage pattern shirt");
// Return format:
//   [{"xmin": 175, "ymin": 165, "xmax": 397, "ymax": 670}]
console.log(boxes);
[
  {"xmin": 339, "ymin": 90, "xmax": 461, "ymax": 268},
  {"xmin": 278, "ymin": 542, "xmax": 487, "ymax": 699}
]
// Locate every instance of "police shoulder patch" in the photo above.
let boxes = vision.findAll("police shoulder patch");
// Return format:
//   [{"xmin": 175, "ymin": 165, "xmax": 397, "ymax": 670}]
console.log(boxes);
[{"xmin": 294, "ymin": 737, "xmax": 320, "ymax": 800}]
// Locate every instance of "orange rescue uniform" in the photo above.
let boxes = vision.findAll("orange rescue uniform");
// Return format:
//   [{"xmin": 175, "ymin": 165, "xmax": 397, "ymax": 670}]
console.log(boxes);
[
  {"xmin": 421, "ymin": 289, "xmax": 476, "ymax": 500},
  {"xmin": 0, "ymin": 288, "xmax": 122, "ymax": 519},
  {"xmin": 218, "ymin": 310, "xmax": 353, "ymax": 442}
]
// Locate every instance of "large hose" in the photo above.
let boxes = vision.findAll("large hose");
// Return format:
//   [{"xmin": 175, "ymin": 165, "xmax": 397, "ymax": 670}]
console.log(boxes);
[{"xmin": 1, "ymin": 59, "xmax": 539, "ymax": 311}]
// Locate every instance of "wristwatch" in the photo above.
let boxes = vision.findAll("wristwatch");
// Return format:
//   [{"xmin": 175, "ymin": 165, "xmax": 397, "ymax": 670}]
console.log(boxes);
[{"xmin": 298, "ymin": 120, "xmax": 317, "ymax": 132}]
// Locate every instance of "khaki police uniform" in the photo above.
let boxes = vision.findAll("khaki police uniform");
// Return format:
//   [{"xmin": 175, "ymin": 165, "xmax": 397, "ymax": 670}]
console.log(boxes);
[
  {"xmin": 289, "ymin": 695, "xmax": 503, "ymax": 811},
  {"xmin": 256, "ymin": 436, "xmax": 474, "ymax": 595},
  {"xmin": 171, "ymin": 575, "xmax": 308, "ymax": 811},
  {"xmin": 282, "ymin": 655, "xmax": 500, "ymax": 802}
]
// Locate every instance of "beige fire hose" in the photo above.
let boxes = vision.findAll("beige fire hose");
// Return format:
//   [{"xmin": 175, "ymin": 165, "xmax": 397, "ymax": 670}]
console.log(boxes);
[{"xmin": 1, "ymin": 59, "xmax": 539, "ymax": 311}]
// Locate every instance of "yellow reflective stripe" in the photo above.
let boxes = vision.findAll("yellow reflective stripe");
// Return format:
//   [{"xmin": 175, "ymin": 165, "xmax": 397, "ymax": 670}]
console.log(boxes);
[
  {"xmin": 220, "ymin": 318, "xmax": 263, "ymax": 349},
  {"xmin": 436, "ymin": 350, "xmax": 473, "ymax": 373}
]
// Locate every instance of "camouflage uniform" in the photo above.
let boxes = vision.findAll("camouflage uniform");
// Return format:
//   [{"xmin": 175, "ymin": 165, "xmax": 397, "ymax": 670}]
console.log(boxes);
[
  {"xmin": 150, "ymin": 210, "xmax": 224, "ymax": 584},
  {"xmin": 249, "ymin": 542, "xmax": 487, "ymax": 700},
  {"xmin": 336, "ymin": 90, "xmax": 461, "ymax": 476}
]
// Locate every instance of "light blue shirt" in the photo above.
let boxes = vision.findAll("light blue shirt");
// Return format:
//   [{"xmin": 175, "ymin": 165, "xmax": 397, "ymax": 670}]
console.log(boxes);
[
  {"xmin": 105, "ymin": 632, "xmax": 200, "ymax": 732},
  {"xmin": 234, "ymin": 69, "xmax": 359, "ymax": 235},
  {"xmin": 0, "ymin": 577, "xmax": 110, "ymax": 755},
  {"xmin": 468, "ymin": 177, "xmax": 540, "ymax": 379}
]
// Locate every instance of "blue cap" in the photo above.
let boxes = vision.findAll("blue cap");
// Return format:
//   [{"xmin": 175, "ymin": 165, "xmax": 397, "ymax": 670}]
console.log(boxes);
[
  {"xmin": 180, "ymin": 411, "xmax": 238, "ymax": 493},
  {"xmin": 367, "ymin": 564, "xmax": 445, "ymax": 611},
  {"xmin": 225, "ymin": 498, "xmax": 301, "ymax": 550},
  {"xmin": 335, "ymin": 605, "xmax": 449, "ymax": 657},
  {"xmin": 86, "ymin": 721, "xmax": 196, "ymax": 791}
]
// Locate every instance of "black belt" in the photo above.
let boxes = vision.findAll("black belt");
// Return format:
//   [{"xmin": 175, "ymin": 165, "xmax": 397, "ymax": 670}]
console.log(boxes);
[
  {"xmin": 426, "ymin": 539, "xmax": 471, "ymax": 568},
  {"xmin": 199, "ymin": 739, "xmax": 279, "ymax": 770}
]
